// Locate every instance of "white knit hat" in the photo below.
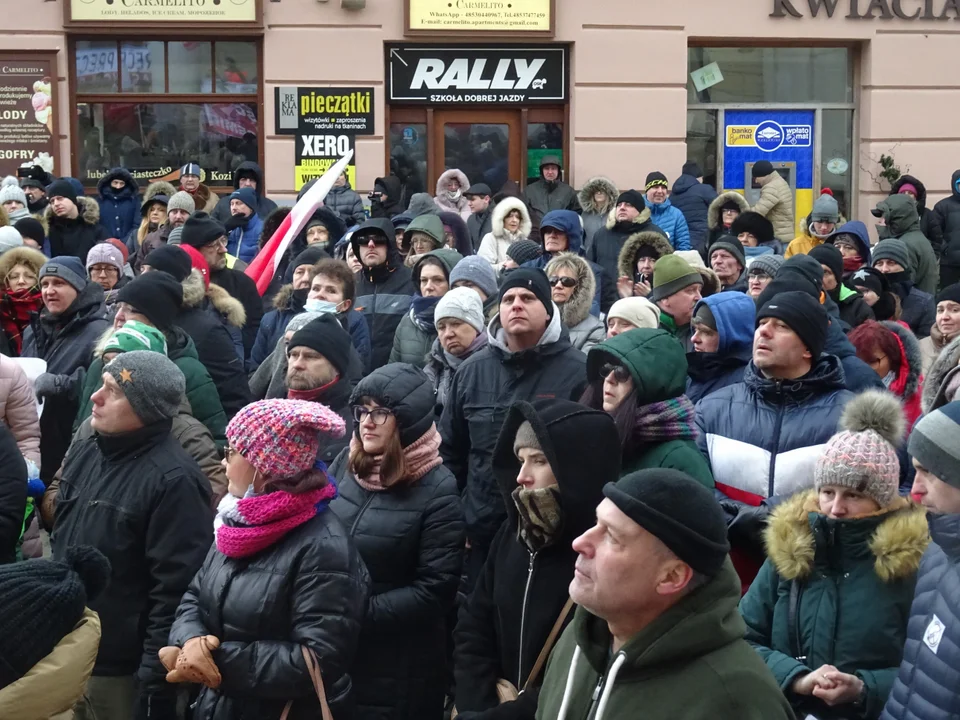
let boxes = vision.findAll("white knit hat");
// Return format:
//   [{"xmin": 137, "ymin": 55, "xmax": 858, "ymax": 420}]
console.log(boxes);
[
  {"xmin": 0, "ymin": 226, "xmax": 23, "ymax": 255},
  {"xmin": 435, "ymin": 286, "xmax": 485, "ymax": 334},
  {"xmin": 0, "ymin": 177, "xmax": 27, "ymax": 208},
  {"xmin": 606, "ymin": 297, "xmax": 660, "ymax": 331}
]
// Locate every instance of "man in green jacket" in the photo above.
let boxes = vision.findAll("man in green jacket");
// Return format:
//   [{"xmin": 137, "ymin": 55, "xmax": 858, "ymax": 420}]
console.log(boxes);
[
  {"xmin": 650, "ymin": 254, "xmax": 703, "ymax": 351},
  {"xmin": 536, "ymin": 469, "xmax": 793, "ymax": 720}
]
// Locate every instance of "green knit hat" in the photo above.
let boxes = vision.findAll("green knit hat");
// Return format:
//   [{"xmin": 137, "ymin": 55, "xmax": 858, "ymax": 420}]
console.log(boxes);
[
  {"xmin": 102, "ymin": 320, "xmax": 167, "ymax": 357},
  {"xmin": 650, "ymin": 255, "xmax": 702, "ymax": 302}
]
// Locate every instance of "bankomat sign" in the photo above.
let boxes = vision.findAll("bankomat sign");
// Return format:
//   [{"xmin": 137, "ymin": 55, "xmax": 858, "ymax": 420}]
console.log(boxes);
[
  {"xmin": 771, "ymin": 0, "xmax": 960, "ymax": 19},
  {"xmin": 725, "ymin": 120, "xmax": 811, "ymax": 152}
]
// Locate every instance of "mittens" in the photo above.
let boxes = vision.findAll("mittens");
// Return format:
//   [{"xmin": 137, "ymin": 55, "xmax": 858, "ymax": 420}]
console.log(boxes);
[
  {"xmin": 33, "ymin": 372, "xmax": 57, "ymax": 399},
  {"xmin": 158, "ymin": 635, "xmax": 222, "ymax": 688}
]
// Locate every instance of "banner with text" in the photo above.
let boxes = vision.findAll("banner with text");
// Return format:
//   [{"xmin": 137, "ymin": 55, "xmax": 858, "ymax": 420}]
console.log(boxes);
[
  {"xmin": 0, "ymin": 54, "xmax": 56, "ymax": 178},
  {"xmin": 276, "ymin": 87, "xmax": 374, "ymax": 136},
  {"xmin": 295, "ymin": 134, "xmax": 356, "ymax": 192}
]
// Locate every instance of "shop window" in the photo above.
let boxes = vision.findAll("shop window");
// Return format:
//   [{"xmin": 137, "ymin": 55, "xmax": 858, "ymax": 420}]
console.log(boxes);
[
  {"xmin": 685, "ymin": 111, "xmax": 718, "ymax": 189},
  {"xmin": 821, "ymin": 109, "xmax": 854, "ymax": 218},
  {"xmin": 444, "ymin": 123, "xmax": 510, "ymax": 194},
  {"xmin": 389, "ymin": 122, "xmax": 428, "ymax": 200},
  {"xmin": 527, "ymin": 122, "xmax": 563, "ymax": 185}
]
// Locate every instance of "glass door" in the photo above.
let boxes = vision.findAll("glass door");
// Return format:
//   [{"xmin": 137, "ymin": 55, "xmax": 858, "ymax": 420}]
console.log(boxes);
[{"xmin": 432, "ymin": 110, "xmax": 521, "ymax": 195}]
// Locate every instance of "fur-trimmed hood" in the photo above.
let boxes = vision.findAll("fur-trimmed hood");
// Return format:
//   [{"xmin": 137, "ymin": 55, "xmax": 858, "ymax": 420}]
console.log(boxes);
[
  {"xmin": 272, "ymin": 283, "xmax": 298, "ymax": 311},
  {"xmin": 882, "ymin": 320, "xmax": 923, "ymax": 400},
  {"xmin": 97, "ymin": 168, "xmax": 138, "ymax": 197},
  {"xmin": 707, "ymin": 191, "xmax": 749, "ymax": 230},
  {"xmin": 181, "ymin": 268, "xmax": 246, "ymax": 327},
  {"xmin": 617, "ymin": 230, "xmax": 674, "ymax": 279},
  {"xmin": 674, "ymin": 250, "xmax": 722, "ymax": 297},
  {"xmin": 143, "ymin": 180, "xmax": 177, "ymax": 205},
  {"xmin": 578, "ymin": 176, "xmax": 619, "ymax": 215},
  {"xmin": 435, "ymin": 168, "xmax": 471, "ymax": 213},
  {"xmin": 604, "ymin": 205, "xmax": 652, "ymax": 231},
  {"xmin": 545, "ymin": 252, "xmax": 595, "ymax": 329},
  {"xmin": 490, "ymin": 196, "xmax": 532, "ymax": 241},
  {"xmin": 45, "ymin": 195, "xmax": 100, "ymax": 227},
  {"xmin": 0, "ymin": 245, "xmax": 47, "ymax": 283},
  {"xmin": 922, "ymin": 333, "xmax": 960, "ymax": 413},
  {"xmin": 765, "ymin": 490, "xmax": 929, "ymax": 583}
]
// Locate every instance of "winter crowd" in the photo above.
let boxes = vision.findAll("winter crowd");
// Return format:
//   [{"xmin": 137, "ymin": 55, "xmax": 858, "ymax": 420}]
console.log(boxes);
[{"xmin": 0, "ymin": 152, "xmax": 959, "ymax": 720}]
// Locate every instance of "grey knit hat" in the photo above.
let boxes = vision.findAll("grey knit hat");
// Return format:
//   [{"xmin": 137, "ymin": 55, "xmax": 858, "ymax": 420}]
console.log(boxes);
[
  {"xmin": 506, "ymin": 240, "xmax": 542, "ymax": 266},
  {"xmin": 40, "ymin": 257, "xmax": 87, "ymax": 293},
  {"xmin": 104, "ymin": 351, "xmax": 184, "ymax": 424},
  {"xmin": 748, "ymin": 253, "xmax": 785, "ymax": 278},
  {"xmin": 286, "ymin": 311, "xmax": 326, "ymax": 334},
  {"xmin": 872, "ymin": 239, "xmax": 912, "ymax": 272},
  {"xmin": 513, "ymin": 420, "xmax": 542, "ymax": 456},
  {"xmin": 167, "ymin": 191, "xmax": 196, "ymax": 215},
  {"xmin": 0, "ymin": 226, "xmax": 24, "ymax": 255},
  {"xmin": 86, "ymin": 242, "xmax": 124, "ymax": 273},
  {"xmin": 167, "ymin": 226, "xmax": 184, "ymax": 246},
  {"xmin": 0, "ymin": 177, "xmax": 27, "ymax": 208},
  {"xmin": 449, "ymin": 255, "xmax": 499, "ymax": 299},
  {"xmin": 909, "ymin": 400, "xmax": 960, "ymax": 489},
  {"xmin": 435, "ymin": 286, "xmax": 485, "ymax": 334}
]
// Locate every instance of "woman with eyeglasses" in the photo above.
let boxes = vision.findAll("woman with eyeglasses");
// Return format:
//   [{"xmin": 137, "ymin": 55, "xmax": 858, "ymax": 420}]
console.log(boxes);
[
  {"xmin": 545, "ymin": 253, "xmax": 604, "ymax": 352},
  {"xmin": 330, "ymin": 363, "xmax": 464, "ymax": 720},
  {"xmin": 580, "ymin": 327, "xmax": 714, "ymax": 486},
  {"xmin": 0, "ymin": 244, "xmax": 45, "ymax": 355}
]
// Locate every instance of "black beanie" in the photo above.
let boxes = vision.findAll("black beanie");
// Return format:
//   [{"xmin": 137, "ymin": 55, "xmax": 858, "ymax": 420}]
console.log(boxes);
[
  {"xmin": 757, "ymin": 290, "xmax": 829, "ymax": 359},
  {"xmin": 778, "ymin": 254, "xmax": 824, "ymax": 293},
  {"xmin": 505, "ymin": 239, "xmax": 542, "ymax": 266},
  {"xmin": 288, "ymin": 315, "xmax": 353, "ymax": 377},
  {"xmin": 849, "ymin": 267, "xmax": 885, "ymax": 297},
  {"xmin": 143, "ymin": 244, "xmax": 191, "ymax": 282},
  {"xmin": 616, "ymin": 189, "xmax": 646, "ymax": 210},
  {"xmin": 180, "ymin": 212, "xmax": 226, "ymax": 249},
  {"xmin": 756, "ymin": 277, "xmax": 819, "ymax": 309},
  {"xmin": 808, "ymin": 244, "xmax": 844, "ymax": 285},
  {"xmin": 682, "ymin": 161, "xmax": 703, "ymax": 178},
  {"xmin": 0, "ymin": 546, "xmax": 110, "ymax": 689},
  {"xmin": 936, "ymin": 282, "xmax": 960, "ymax": 306},
  {"xmin": 644, "ymin": 172, "xmax": 668, "ymax": 191},
  {"xmin": 709, "ymin": 235, "xmax": 746, "ymax": 269},
  {"xmin": 603, "ymin": 469, "xmax": 730, "ymax": 577},
  {"xmin": 499, "ymin": 268, "xmax": 554, "ymax": 319},
  {"xmin": 46, "ymin": 178, "xmax": 78, "ymax": 206},
  {"xmin": 14, "ymin": 218, "xmax": 46, "ymax": 246},
  {"xmin": 752, "ymin": 160, "xmax": 774, "ymax": 178},
  {"xmin": 117, "ymin": 271, "xmax": 184, "ymax": 330}
]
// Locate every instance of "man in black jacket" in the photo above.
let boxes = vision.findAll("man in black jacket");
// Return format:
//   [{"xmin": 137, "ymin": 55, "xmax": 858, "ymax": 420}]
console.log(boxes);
[
  {"xmin": 45, "ymin": 178, "xmax": 110, "ymax": 262},
  {"xmin": 465, "ymin": 183, "xmax": 494, "ymax": 250},
  {"xmin": 932, "ymin": 169, "xmax": 960, "ymax": 288},
  {"xmin": 210, "ymin": 161, "xmax": 278, "ymax": 223},
  {"xmin": 588, "ymin": 189, "xmax": 665, "ymax": 287},
  {"xmin": 50, "ymin": 351, "xmax": 212, "ymax": 720},
  {"xmin": 522, "ymin": 155, "xmax": 580, "ymax": 233},
  {"xmin": 440, "ymin": 269, "xmax": 588, "ymax": 590},
  {"xmin": 352, "ymin": 217, "xmax": 414, "ymax": 370}
]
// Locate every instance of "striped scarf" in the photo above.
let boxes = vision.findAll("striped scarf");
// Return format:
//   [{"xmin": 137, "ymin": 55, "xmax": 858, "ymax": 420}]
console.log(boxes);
[{"xmin": 633, "ymin": 396, "xmax": 698, "ymax": 445}]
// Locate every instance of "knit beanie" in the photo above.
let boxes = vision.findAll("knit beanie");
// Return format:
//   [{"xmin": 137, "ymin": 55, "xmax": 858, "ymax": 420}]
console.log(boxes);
[
  {"xmin": 709, "ymin": 236, "xmax": 746, "ymax": 270},
  {"xmin": 143, "ymin": 244, "xmax": 191, "ymax": 282},
  {"xmin": 229, "ymin": 187, "xmax": 258, "ymax": 213},
  {"xmin": 39, "ymin": 256, "xmax": 87, "ymax": 292},
  {"xmin": 104, "ymin": 351, "xmax": 184, "ymax": 424},
  {"xmin": 499, "ymin": 268, "xmax": 554, "ymax": 319},
  {"xmin": 616, "ymin": 189, "xmax": 646, "ymax": 210},
  {"xmin": 936, "ymin": 283, "xmax": 960, "ymax": 306},
  {"xmin": 898, "ymin": 183, "xmax": 918, "ymax": 197},
  {"xmin": 435, "ymin": 286, "xmax": 485, "ymax": 334},
  {"xmin": 644, "ymin": 172, "xmax": 669, "ymax": 191},
  {"xmin": 909, "ymin": 400, "xmax": 960, "ymax": 490},
  {"xmin": 603, "ymin": 469, "xmax": 730, "ymax": 577},
  {"xmin": 166, "ymin": 191, "xmax": 196, "ymax": 215},
  {"xmin": 606, "ymin": 297, "xmax": 661, "ymax": 330},
  {"xmin": 811, "ymin": 193, "xmax": 840, "ymax": 223},
  {"xmin": 167, "ymin": 226, "xmax": 184, "ymax": 246},
  {"xmin": 751, "ymin": 160, "xmax": 774, "ymax": 179},
  {"xmin": 0, "ymin": 226, "xmax": 23, "ymax": 254},
  {"xmin": 107, "ymin": 238, "xmax": 129, "ymax": 265},
  {"xmin": 85, "ymin": 242, "xmax": 124, "ymax": 274},
  {"xmin": 287, "ymin": 315, "xmax": 353, "ymax": 377},
  {"xmin": 287, "ymin": 311, "xmax": 325, "ymax": 334},
  {"xmin": 682, "ymin": 161, "xmax": 703, "ymax": 178},
  {"xmin": 117, "ymin": 271, "xmax": 184, "ymax": 330},
  {"xmin": 747, "ymin": 253, "xmax": 785, "ymax": 278},
  {"xmin": 102, "ymin": 320, "xmax": 168, "ymax": 356},
  {"xmin": 449, "ymin": 255, "xmax": 498, "ymax": 299},
  {"xmin": 45, "ymin": 179, "xmax": 78, "ymax": 206},
  {"xmin": 814, "ymin": 390, "xmax": 905, "ymax": 507},
  {"xmin": 756, "ymin": 277, "xmax": 819, "ymax": 309},
  {"xmin": 849, "ymin": 267, "xmax": 884, "ymax": 297},
  {"xmin": 505, "ymin": 239, "xmax": 542, "ymax": 266},
  {"xmin": 226, "ymin": 399, "xmax": 346, "ymax": 479},
  {"xmin": 0, "ymin": 546, "xmax": 110, "ymax": 690},
  {"xmin": 180, "ymin": 211, "xmax": 226, "ymax": 249},
  {"xmin": 872, "ymin": 239, "xmax": 912, "ymax": 272},
  {"xmin": 778, "ymin": 254, "xmax": 824, "ymax": 293},
  {"xmin": 291, "ymin": 245, "xmax": 329, "ymax": 274},
  {"xmin": 14, "ymin": 218, "xmax": 45, "ymax": 247},
  {"xmin": 179, "ymin": 162, "xmax": 202, "ymax": 178},
  {"xmin": 650, "ymin": 254, "xmax": 702, "ymax": 302},
  {"xmin": 809, "ymin": 244, "xmax": 844, "ymax": 284},
  {"xmin": 757, "ymin": 290, "xmax": 829, "ymax": 359},
  {"xmin": 513, "ymin": 420, "xmax": 541, "ymax": 456},
  {"xmin": 0, "ymin": 177, "xmax": 27, "ymax": 208}
]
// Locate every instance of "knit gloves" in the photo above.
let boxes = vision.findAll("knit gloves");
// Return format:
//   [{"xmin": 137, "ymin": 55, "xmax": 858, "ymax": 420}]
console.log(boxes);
[{"xmin": 159, "ymin": 635, "xmax": 222, "ymax": 688}]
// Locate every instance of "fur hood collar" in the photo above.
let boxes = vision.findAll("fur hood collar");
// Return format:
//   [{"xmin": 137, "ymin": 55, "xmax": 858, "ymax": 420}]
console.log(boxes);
[
  {"xmin": 45, "ymin": 195, "xmax": 100, "ymax": 227},
  {"xmin": 0, "ymin": 245, "xmax": 47, "ymax": 281},
  {"xmin": 435, "ymin": 168, "xmax": 471, "ymax": 212},
  {"xmin": 765, "ymin": 490, "xmax": 929, "ymax": 583},
  {"xmin": 617, "ymin": 230, "xmax": 674, "ymax": 279},
  {"xmin": 143, "ymin": 180, "xmax": 177, "ymax": 205},
  {"xmin": 882, "ymin": 320, "xmax": 922, "ymax": 400},
  {"xmin": 605, "ymin": 205, "xmax": 652, "ymax": 231},
  {"xmin": 545, "ymin": 252, "xmax": 595, "ymax": 328},
  {"xmin": 490, "ymin": 197, "xmax": 532, "ymax": 241},
  {"xmin": 707, "ymin": 191, "xmax": 749, "ymax": 230},
  {"xmin": 923, "ymin": 332, "xmax": 960, "ymax": 413},
  {"xmin": 272, "ymin": 283, "xmax": 298, "ymax": 311},
  {"xmin": 181, "ymin": 268, "xmax": 246, "ymax": 327},
  {"xmin": 578, "ymin": 176, "xmax": 619, "ymax": 215}
]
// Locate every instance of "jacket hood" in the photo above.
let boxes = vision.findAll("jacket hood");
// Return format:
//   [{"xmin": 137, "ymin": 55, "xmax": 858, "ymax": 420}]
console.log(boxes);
[
  {"xmin": 877, "ymin": 194, "xmax": 921, "ymax": 236},
  {"xmin": 487, "ymin": 304, "xmax": 568, "ymax": 357},
  {"xmin": 604, "ymin": 205, "xmax": 653, "ymax": 231},
  {"xmin": 0, "ymin": 245, "xmax": 47, "ymax": 280},
  {"xmin": 492, "ymin": 400, "xmax": 621, "ymax": 541},
  {"xmin": 743, "ymin": 352, "xmax": 848, "ymax": 400},
  {"xmin": 349, "ymin": 363, "xmax": 434, "ymax": 447},
  {"xmin": 587, "ymin": 328, "xmax": 688, "ymax": 404},
  {"xmin": 46, "ymin": 196, "xmax": 101, "ymax": 228},
  {"xmin": 97, "ymin": 168, "xmax": 138, "ymax": 196},
  {"xmin": 435, "ymin": 168, "xmax": 471, "ymax": 197},
  {"xmin": 890, "ymin": 174, "xmax": 928, "ymax": 212},
  {"xmin": 413, "ymin": 247, "xmax": 462, "ymax": 285},
  {"xmin": 181, "ymin": 268, "xmax": 207, "ymax": 309},
  {"xmin": 403, "ymin": 213, "xmax": 446, "ymax": 250},
  {"xmin": 143, "ymin": 180, "xmax": 177, "ymax": 206},
  {"xmin": 232, "ymin": 161, "xmax": 264, "ymax": 194},
  {"xmin": 578, "ymin": 176, "xmax": 620, "ymax": 215},
  {"xmin": 952, "ymin": 169, "xmax": 960, "ymax": 199},
  {"xmin": 695, "ymin": 292, "xmax": 756, "ymax": 355},
  {"xmin": 617, "ymin": 230, "xmax": 674, "ymax": 279},
  {"xmin": 922, "ymin": 333, "xmax": 960, "ymax": 413},
  {"xmin": 206, "ymin": 282, "xmax": 246, "ymax": 327},
  {"xmin": 670, "ymin": 173, "xmax": 699, "ymax": 194},
  {"xmin": 826, "ymin": 220, "xmax": 872, "ymax": 266},
  {"xmin": 407, "ymin": 192, "xmax": 441, "ymax": 217},
  {"xmin": 437, "ymin": 211, "xmax": 474, "ymax": 257},
  {"xmin": 764, "ymin": 490, "xmax": 929, "ymax": 582},
  {"xmin": 707, "ymin": 191, "xmax": 749, "ymax": 230},
  {"xmin": 352, "ymin": 217, "xmax": 404, "ymax": 271},
  {"xmin": 546, "ymin": 252, "xmax": 596, "ymax": 329},
  {"xmin": 541, "ymin": 209, "xmax": 584, "ymax": 254},
  {"xmin": 261, "ymin": 206, "xmax": 292, "ymax": 252},
  {"xmin": 491, "ymin": 196, "xmax": 532, "ymax": 240},
  {"xmin": 882, "ymin": 320, "xmax": 923, "ymax": 400},
  {"xmin": 289, "ymin": 207, "xmax": 346, "ymax": 260}
]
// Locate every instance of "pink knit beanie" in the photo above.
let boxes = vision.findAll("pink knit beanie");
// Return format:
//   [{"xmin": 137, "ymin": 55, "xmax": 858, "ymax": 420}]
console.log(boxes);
[{"xmin": 226, "ymin": 399, "xmax": 345, "ymax": 479}]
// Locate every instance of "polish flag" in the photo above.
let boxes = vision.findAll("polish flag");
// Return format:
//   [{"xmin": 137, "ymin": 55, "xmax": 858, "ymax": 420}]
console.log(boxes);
[{"xmin": 245, "ymin": 150, "xmax": 354, "ymax": 296}]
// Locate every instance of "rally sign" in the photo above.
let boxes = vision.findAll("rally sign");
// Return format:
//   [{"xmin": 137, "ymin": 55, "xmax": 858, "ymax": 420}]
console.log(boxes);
[{"xmin": 295, "ymin": 134, "xmax": 356, "ymax": 192}]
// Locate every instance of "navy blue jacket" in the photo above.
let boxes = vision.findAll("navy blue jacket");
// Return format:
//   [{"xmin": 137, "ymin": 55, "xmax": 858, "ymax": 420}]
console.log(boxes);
[
  {"xmin": 670, "ymin": 174, "xmax": 717, "ymax": 252},
  {"xmin": 686, "ymin": 292, "xmax": 754, "ymax": 403},
  {"xmin": 96, "ymin": 169, "xmax": 140, "ymax": 240},
  {"xmin": 211, "ymin": 161, "xmax": 278, "ymax": 223}
]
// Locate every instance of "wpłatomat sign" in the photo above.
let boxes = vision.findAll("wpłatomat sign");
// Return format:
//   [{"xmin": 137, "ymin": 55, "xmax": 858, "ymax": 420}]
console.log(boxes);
[{"xmin": 726, "ymin": 120, "xmax": 811, "ymax": 152}]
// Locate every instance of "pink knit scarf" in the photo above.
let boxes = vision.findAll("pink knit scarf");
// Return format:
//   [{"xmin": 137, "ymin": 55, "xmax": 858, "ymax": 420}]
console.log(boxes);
[
  {"xmin": 350, "ymin": 424, "xmax": 443, "ymax": 491},
  {"xmin": 214, "ymin": 484, "xmax": 337, "ymax": 558}
]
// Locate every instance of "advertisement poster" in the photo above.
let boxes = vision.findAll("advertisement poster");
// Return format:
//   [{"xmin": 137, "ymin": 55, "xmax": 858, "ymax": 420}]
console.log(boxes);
[
  {"xmin": 407, "ymin": 0, "xmax": 551, "ymax": 32},
  {"xmin": 69, "ymin": 0, "xmax": 257, "ymax": 23},
  {"xmin": 276, "ymin": 87, "xmax": 374, "ymax": 136},
  {"xmin": 0, "ymin": 54, "xmax": 57, "ymax": 179},
  {"xmin": 295, "ymin": 134, "xmax": 356, "ymax": 192}
]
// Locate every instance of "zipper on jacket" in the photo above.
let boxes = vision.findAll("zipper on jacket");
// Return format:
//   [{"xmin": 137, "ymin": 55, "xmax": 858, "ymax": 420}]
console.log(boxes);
[
  {"xmin": 767, "ymin": 380, "xmax": 786, "ymax": 498},
  {"xmin": 349, "ymin": 492, "xmax": 377, "ymax": 535},
  {"xmin": 517, "ymin": 551, "xmax": 537, "ymax": 687}
]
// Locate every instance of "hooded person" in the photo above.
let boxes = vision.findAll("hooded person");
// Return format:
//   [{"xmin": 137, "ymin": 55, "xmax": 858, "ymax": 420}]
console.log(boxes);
[
  {"xmin": 871, "ymin": 238, "xmax": 936, "ymax": 338},
  {"xmin": 920, "ymin": 283, "xmax": 960, "ymax": 374},
  {"xmin": 439, "ymin": 210, "xmax": 475, "ymax": 258},
  {"xmin": 890, "ymin": 174, "xmax": 943, "ymax": 259},
  {"xmin": 434, "ymin": 168, "xmax": 473, "ymax": 221},
  {"xmin": 0, "ymin": 244, "xmax": 46, "ymax": 355},
  {"xmin": 177, "ymin": 161, "xmax": 218, "ymax": 213},
  {"xmin": 401, "ymin": 212, "xmax": 447, "ymax": 267},
  {"xmin": 669, "ymin": 161, "xmax": 718, "ymax": 253},
  {"xmin": 824, "ymin": 220, "xmax": 873, "ymax": 279},
  {"xmin": 210, "ymin": 161, "xmax": 277, "ymax": 223},
  {"xmin": 931, "ymin": 168, "xmax": 960, "ymax": 288},
  {"xmin": 616, "ymin": 229, "xmax": 674, "ymax": 300},
  {"xmin": 809, "ymin": 243, "xmax": 874, "ymax": 329},
  {"xmin": 370, "ymin": 174, "xmax": 404, "ymax": 219},
  {"xmin": 95, "ymin": 168, "xmax": 140, "ymax": 241},
  {"xmin": 731, "ymin": 211, "xmax": 783, "ymax": 260},
  {"xmin": 261, "ymin": 206, "xmax": 345, "ymax": 306},
  {"xmin": 784, "ymin": 192, "xmax": 841, "ymax": 258},
  {"xmin": 750, "ymin": 160, "xmax": 796, "ymax": 242},
  {"xmin": 478, "ymin": 197, "xmax": 533, "ymax": 268},
  {"xmin": 740, "ymin": 390, "xmax": 928, "ymax": 720},
  {"xmin": 453, "ymin": 399, "xmax": 621, "ymax": 720},
  {"xmin": 45, "ymin": 179, "xmax": 110, "ymax": 262},
  {"xmin": 545, "ymin": 252, "xmax": 605, "ymax": 352},
  {"xmin": 921, "ymin": 332, "xmax": 960, "ymax": 414},
  {"xmin": 579, "ymin": 176, "xmax": 620, "ymax": 248},
  {"xmin": 707, "ymin": 190, "xmax": 751, "ymax": 252},
  {"xmin": 424, "ymin": 287, "xmax": 489, "ymax": 417},
  {"xmin": 407, "ymin": 192, "xmax": 441, "ymax": 218},
  {"xmin": 642, "ymin": 171, "xmax": 691, "ymax": 251},
  {"xmin": 522, "ymin": 155, "xmax": 580, "ymax": 234},
  {"xmin": 848, "ymin": 320, "xmax": 924, "ymax": 431},
  {"xmin": 686, "ymin": 292, "xmax": 757, "ymax": 404},
  {"xmin": 872, "ymin": 194, "xmax": 938, "ymax": 295}
]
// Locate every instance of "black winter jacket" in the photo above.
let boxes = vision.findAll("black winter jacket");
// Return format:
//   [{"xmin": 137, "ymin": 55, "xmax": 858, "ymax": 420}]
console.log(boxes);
[
  {"xmin": 468, "ymin": 207, "xmax": 493, "ymax": 250},
  {"xmin": 46, "ymin": 197, "xmax": 110, "ymax": 262},
  {"xmin": 51, "ymin": 421, "xmax": 213, "ymax": 692},
  {"xmin": 522, "ymin": 179, "xmax": 579, "ymax": 234},
  {"xmin": 686, "ymin": 349, "xmax": 750, "ymax": 405},
  {"xmin": 933, "ymin": 172, "xmax": 960, "ymax": 269},
  {"xmin": 670, "ymin": 174, "xmax": 717, "ymax": 252},
  {"xmin": 586, "ymin": 209, "xmax": 665, "ymax": 289},
  {"xmin": 325, "ymin": 181, "xmax": 366, "ymax": 228},
  {"xmin": 313, "ymin": 374, "xmax": 354, "ymax": 466},
  {"xmin": 210, "ymin": 265, "xmax": 263, "ymax": 360},
  {"xmin": 0, "ymin": 425, "xmax": 26, "ymax": 564},
  {"xmin": 832, "ymin": 285, "xmax": 875, "ymax": 330},
  {"xmin": 440, "ymin": 312, "xmax": 587, "ymax": 554},
  {"xmin": 211, "ymin": 161, "xmax": 278, "ymax": 223},
  {"xmin": 170, "ymin": 506, "xmax": 370, "ymax": 720}
]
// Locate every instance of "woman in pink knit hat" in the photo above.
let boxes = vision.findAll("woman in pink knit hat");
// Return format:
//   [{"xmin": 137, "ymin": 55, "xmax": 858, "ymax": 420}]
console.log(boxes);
[{"xmin": 165, "ymin": 399, "xmax": 370, "ymax": 720}]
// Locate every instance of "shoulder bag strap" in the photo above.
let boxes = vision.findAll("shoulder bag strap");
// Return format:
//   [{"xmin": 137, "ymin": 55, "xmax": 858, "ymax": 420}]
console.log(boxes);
[
  {"xmin": 522, "ymin": 597, "xmax": 576, "ymax": 692},
  {"xmin": 279, "ymin": 646, "xmax": 334, "ymax": 720}
]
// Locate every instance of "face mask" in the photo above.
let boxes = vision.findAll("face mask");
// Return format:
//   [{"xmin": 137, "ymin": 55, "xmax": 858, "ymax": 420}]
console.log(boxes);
[
  {"xmin": 304, "ymin": 298, "xmax": 340, "ymax": 314},
  {"xmin": 446, "ymin": 189, "xmax": 462, "ymax": 202}
]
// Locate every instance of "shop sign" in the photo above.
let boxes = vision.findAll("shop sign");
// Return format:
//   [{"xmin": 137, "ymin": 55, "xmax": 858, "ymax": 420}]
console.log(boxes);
[
  {"xmin": 0, "ymin": 54, "xmax": 57, "ymax": 179},
  {"xmin": 725, "ymin": 120, "xmax": 811, "ymax": 153},
  {"xmin": 68, "ymin": 0, "xmax": 258, "ymax": 23},
  {"xmin": 84, "ymin": 165, "xmax": 235, "ymax": 186},
  {"xmin": 295, "ymin": 134, "xmax": 356, "ymax": 192},
  {"xmin": 406, "ymin": 0, "xmax": 552, "ymax": 33},
  {"xmin": 275, "ymin": 87, "xmax": 375, "ymax": 136},
  {"xmin": 771, "ymin": 0, "xmax": 960, "ymax": 20},
  {"xmin": 386, "ymin": 45, "xmax": 567, "ymax": 104}
]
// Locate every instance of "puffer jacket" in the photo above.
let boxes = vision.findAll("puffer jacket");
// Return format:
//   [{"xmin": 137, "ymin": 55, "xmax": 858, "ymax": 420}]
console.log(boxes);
[
  {"xmin": 453, "ymin": 400, "xmax": 620, "ymax": 720},
  {"xmin": 617, "ymin": 229, "xmax": 674, "ymax": 282},
  {"xmin": 434, "ymin": 168, "xmax": 473, "ymax": 221},
  {"xmin": 330, "ymin": 364, "xmax": 464, "ymax": 720},
  {"xmin": 670, "ymin": 173, "xmax": 717, "ymax": 251},
  {"xmin": 546, "ymin": 252, "xmax": 604, "ymax": 352},
  {"xmin": 931, "ymin": 168, "xmax": 960, "ymax": 272},
  {"xmin": 707, "ymin": 191, "xmax": 750, "ymax": 250},
  {"xmin": 644, "ymin": 197, "xmax": 691, "ymax": 251},
  {"xmin": 587, "ymin": 207, "xmax": 666, "ymax": 291},
  {"xmin": 890, "ymin": 174, "xmax": 944, "ymax": 259},
  {"xmin": 752, "ymin": 171, "xmax": 795, "ymax": 242},
  {"xmin": 46, "ymin": 197, "xmax": 110, "ymax": 262},
  {"xmin": 170, "ymin": 498, "xmax": 369, "ymax": 720},
  {"xmin": 880, "ymin": 514, "xmax": 960, "ymax": 720},
  {"xmin": 226, "ymin": 211, "xmax": 263, "ymax": 264},
  {"xmin": 96, "ymin": 168, "xmax": 140, "ymax": 240},
  {"xmin": 211, "ymin": 161, "xmax": 278, "ymax": 223},
  {"xmin": 0, "ymin": 354, "xmax": 40, "ymax": 466},
  {"xmin": 887, "ymin": 277, "xmax": 936, "ymax": 340},
  {"xmin": 440, "ymin": 309, "xmax": 587, "ymax": 554},
  {"xmin": 209, "ymin": 265, "xmax": 262, "ymax": 360},
  {"xmin": 742, "ymin": 491, "xmax": 928, "ymax": 720},
  {"xmin": 578, "ymin": 176, "xmax": 619, "ymax": 249},
  {"xmin": 424, "ymin": 331, "xmax": 488, "ymax": 418},
  {"xmin": 325, "ymin": 180, "xmax": 366, "ymax": 227},
  {"xmin": 686, "ymin": 292, "xmax": 755, "ymax": 404},
  {"xmin": 876, "ymin": 194, "xmax": 939, "ymax": 295},
  {"xmin": 477, "ymin": 197, "xmax": 532, "ymax": 266}
]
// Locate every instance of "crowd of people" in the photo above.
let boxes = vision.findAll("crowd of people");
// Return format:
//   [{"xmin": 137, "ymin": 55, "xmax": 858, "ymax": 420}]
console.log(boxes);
[{"xmin": 0, "ymin": 153, "xmax": 959, "ymax": 720}]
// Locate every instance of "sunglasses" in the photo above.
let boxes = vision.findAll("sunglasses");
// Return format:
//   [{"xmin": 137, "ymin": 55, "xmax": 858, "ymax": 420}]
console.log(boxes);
[
  {"xmin": 358, "ymin": 234, "xmax": 388, "ymax": 246},
  {"xmin": 548, "ymin": 276, "xmax": 577, "ymax": 288},
  {"xmin": 599, "ymin": 363, "xmax": 631, "ymax": 384},
  {"xmin": 353, "ymin": 406, "xmax": 394, "ymax": 425}
]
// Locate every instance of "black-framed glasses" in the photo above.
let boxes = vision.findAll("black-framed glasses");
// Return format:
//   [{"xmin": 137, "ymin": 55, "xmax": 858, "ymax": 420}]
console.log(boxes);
[
  {"xmin": 357, "ymin": 233, "xmax": 388, "ymax": 247},
  {"xmin": 548, "ymin": 276, "xmax": 577, "ymax": 288},
  {"xmin": 353, "ymin": 406, "xmax": 394, "ymax": 425},
  {"xmin": 599, "ymin": 363, "xmax": 631, "ymax": 384}
]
